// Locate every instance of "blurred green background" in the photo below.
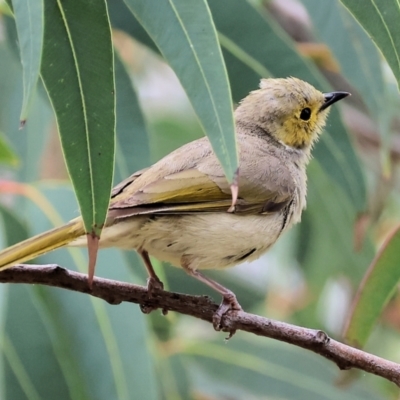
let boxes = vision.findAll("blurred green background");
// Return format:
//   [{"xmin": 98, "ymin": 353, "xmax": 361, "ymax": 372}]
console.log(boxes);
[{"xmin": 0, "ymin": 0, "xmax": 400, "ymax": 398}]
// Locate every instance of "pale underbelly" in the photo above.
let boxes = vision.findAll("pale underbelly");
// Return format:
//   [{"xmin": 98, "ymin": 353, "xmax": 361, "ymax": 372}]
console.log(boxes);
[{"xmin": 72, "ymin": 212, "xmax": 289, "ymax": 270}]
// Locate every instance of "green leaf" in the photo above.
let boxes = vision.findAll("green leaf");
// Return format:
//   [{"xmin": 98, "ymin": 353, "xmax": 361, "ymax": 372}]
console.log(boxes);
[
  {"xmin": 0, "ymin": 206, "xmax": 33, "ymax": 400},
  {"xmin": 2, "ymin": 331, "xmax": 42, "ymax": 400},
  {"xmin": 113, "ymin": 51, "xmax": 150, "ymax": 180},
  {"xmin": 207, "ymin": 0, "xmax": 366, "ymax": 211},
  {"xmin": 0, "ymin": 206, "xmax": 66, "ymax": 399},
  {"xmin": 2, "ymin": 184, "xmax": 159, "ymax": 399},
  {"xmin": 149, "ymin": 116, "xmax": 203, "ymax": 162},
  {"xmin": 111, "ymin": 0, "xmax": 366, "ymax": 210},
  {"xmin": 108, "ymin": 0, "xmax": 156, "ymax": 52},
  {"xmin": 0, "ymin": 204, "xmax": 28, "ymax": 245},
  {"xmin": 292, "ymin": 161, "xmax": 375, "ymax": 330},
  {"xmin": 40, "ymin": 0, "xmax": 115, "ymax": 237},
  {"xmin": 3, "ymin": 274, "xmax": 88, "ymax": 399},
  {"xmin": 11, "ymin": 0, "xmax": 44, "ymax": 123},
  {"xmin": 0, "ymin": 38, "xmax": 52, "ymax": 183},
  {"xmin": 340, "ymin": 0, "xmax": 400, "ymax": 90},
  {"xmin": 0, "ymin": 133, "xmax": 18, "ymax": 167},
  {"xmin": 36, "ymin": 185, "xmax": 159, "ymax": 400},
  {"xmin": 303, "ymin": 0, "xmax": 385, "ymax": 120},
  {"xmin": 218, "ymin": 31, "xmax": 272, "ymax": 101},
  {"xmin": 184, "ymin": 337, "xmax": 384, "ymax": 399},
  {"xmin": 122, "ymin": 0, "xmax": 238, "ymax": 182},
  {"xmin": 298, "ymin": 162, "xmax": 373, "ymax": 289},
  {"xmin": 344, "ymin": 226, "xmax": 400, "ymax": 347}
]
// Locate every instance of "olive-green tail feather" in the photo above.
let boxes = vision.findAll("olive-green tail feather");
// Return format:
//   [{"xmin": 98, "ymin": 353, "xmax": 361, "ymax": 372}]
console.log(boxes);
[{"xmin": 0, "ymin": 219, "xmax": 85, "ymax": 270}]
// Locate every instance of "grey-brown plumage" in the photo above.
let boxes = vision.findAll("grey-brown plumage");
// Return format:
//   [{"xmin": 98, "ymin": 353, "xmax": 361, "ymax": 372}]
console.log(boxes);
[{"xmin": 0, "ymin": 78, "xmax": 349, "ymax": 328}]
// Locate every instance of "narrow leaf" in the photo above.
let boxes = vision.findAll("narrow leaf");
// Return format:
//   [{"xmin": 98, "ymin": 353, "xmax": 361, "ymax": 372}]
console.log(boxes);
[
  {"xmin": 0, "ymin": 203, "xmax": 29, "ymax": 245},
  {"xmin": 299, "ymin": 162, "xmax": 373, "ymax": 289},
  {"xmin": 114, "ymin": 51, "xmax": 150, "ymax": 180},
  {"xmin": 11, "ymin": 0, "xmax": 44, "ymax": 123},
  {"xmin": 123, "ymin": 0, "xmax": 238, "ymax": 182},
  {"xmin": 0, "ymin": 133, "xmax": 19, "ymax": 167},
  {"xmin": 303, "ymin": 0, "xmax": 385, "ymax": 121},
  {"xmin": 185, "ymin": 338, "xmax": 384, "ymax": 399},
  {"xmin": 108, "ymin": 0, "xmax": 156, "ymax": 52},
  {"xmin": 111, "ymin": 0, "xmax": 366, "ymax": 211},
  {"xmin": 0, "ymin": 36, "xmax": 53, "ymax": 182},
  {"xmin": 208, "ymin": 0, "xmax": 366, "ymax": 211},
  {"xmin": 340, "ymin": 0, "xmax": 400, "ymax": 89},
  {"xmin": 40, "ymin": 0, "xmax": 115, "ymax": 238},
  {"xmin": 344, "ymin": 225, "xmax": 400, "ymax": 347}
]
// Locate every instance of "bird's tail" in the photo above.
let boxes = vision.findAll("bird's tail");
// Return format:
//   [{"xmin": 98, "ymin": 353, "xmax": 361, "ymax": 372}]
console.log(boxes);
[{"xmin": 0, "ymin": 218, "xmax": 85, "ymax": 271}]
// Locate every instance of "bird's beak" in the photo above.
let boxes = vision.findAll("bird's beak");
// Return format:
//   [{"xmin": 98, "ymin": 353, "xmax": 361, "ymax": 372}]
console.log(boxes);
[{"xmin": 319, "ymin": 91, "xmax": 350, "ymax": 111}]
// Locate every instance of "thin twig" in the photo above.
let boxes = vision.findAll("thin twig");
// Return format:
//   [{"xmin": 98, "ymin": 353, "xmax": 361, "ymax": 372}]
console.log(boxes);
[{"xmin": 0, "ymin": 264, "xmax": 399, "ymax": 386}]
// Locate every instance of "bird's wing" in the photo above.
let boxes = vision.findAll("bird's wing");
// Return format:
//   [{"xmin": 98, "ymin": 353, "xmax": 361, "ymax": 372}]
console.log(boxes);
[
  {"xmin": 109, "ymin": 168, "xmax": 230, "ymax": 215},
  {"xmin": 111, "ymin": 167, "xmax": 149, "ymax": 197},
  {"xmin": 108, "ymin": 166, "xmax": 294, "ymax": 219},
  {"xmin": 107, "ymin": 136, "xmax": 296, "ymax": 220}
]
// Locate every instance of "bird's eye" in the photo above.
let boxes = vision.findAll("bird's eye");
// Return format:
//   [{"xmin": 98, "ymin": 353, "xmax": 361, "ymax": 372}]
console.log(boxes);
[{"xmin": 300, "ymin": 107, "xmax": 311, "ymax": 121}]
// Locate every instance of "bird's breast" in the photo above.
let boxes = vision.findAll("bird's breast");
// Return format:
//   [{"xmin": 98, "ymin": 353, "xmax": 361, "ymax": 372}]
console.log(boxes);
[{"xmin": 137, "ymin": 204, "xmax": 301, "ymax": 270}]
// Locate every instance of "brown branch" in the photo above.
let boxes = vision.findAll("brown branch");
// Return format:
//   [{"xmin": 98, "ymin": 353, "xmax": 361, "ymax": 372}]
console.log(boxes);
[{"xmin": 1, "ymin": 264, "xmax": 399, "ymax": 386}]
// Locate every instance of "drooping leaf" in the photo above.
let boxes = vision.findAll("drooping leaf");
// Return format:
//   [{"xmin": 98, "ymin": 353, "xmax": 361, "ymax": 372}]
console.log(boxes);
[
  {"xmin": 113, "ymin": 51, "xmax": 150, "ymax": 181},
  {"xmin": 208, "ymin": 0, "xmax": 366, "ymax": 211},
  {"xmin": 0, "ymin": 133, "xmax": 19, "ymax": 167},
  {"xmin": 340, "ymin": 0, "xmax": 400, "ymax": 90},
  {"xmin": 183, "ymin": 337, "xmax": 384, "ymax": 399},
  {"xmin": 303, "ymin": 0, "xmax": 385, "ymax": 121},
  {"xmin": 298, "ymin": 162, "xmax": 373, "ymax": 289},
  {"xmin": 109, "ymin": 0, "xmax": 366, "ymax": 211},
  {"xmin": 108, "ymin": 0, "xmax": 156, "ymax": 52},
  {"xmin": 0, "ymin": 42, "xmax": 52, "ymax": 183},
  {"xmin": 113, "ymin": 50, "xmax": 156, "ymax": 286},
  {"xmin": 1, "ymin": 183, "xmax": 159, "ymax": 399},
  {"xmin": 122, "ymin": 0, "xmax": 238, "ymax": 182},
  {"xmin": 0, "ymin": 203, "xmax": 29, "ymax": 246},
  {"xmin": 37, "ymin": 185, "xmax": 159, "ymax": 400},
  {"xmin": 11, "ymin": 0, "xmax": 44, "ymax": 123},
  {"xmin": 291, "ymin": 160, "xmax": 375, "ymax": 330},
  {"xmin": 40, "ymin": 0, "xmax": 115, "ymax": 237},
  {"xmin": 344, "ymin": 225, "xmax": 400, "ymax": 348}
]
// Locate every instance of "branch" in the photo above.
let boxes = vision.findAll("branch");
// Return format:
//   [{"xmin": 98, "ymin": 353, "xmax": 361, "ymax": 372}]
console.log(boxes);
[{"xmin": 1, "ymin": 264, "xmax": 399, "ymax": 386}]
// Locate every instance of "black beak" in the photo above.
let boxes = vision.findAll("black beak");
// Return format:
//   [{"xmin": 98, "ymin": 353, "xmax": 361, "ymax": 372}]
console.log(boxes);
[{"xmin": 320, "ymin": 91, "xmax": 350, "ymax": 111}]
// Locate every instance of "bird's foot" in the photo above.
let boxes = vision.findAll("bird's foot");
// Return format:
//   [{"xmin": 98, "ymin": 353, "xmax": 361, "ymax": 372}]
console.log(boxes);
[
  {"xmin": 140, "ymin": 276, "xmax": 166, "ymax": 315},
  {"xmin": 147, "ymin": 276, "xmax": 164, "ymax": 297},
  {"xmin": 213, "ymin": 291, "xmax": 242, "ymax": 333}
]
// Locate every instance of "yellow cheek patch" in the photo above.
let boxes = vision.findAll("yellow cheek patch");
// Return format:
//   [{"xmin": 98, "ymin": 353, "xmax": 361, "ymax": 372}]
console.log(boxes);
[
  {"xmin": 279, "ymin": 131, "xmax": 310, "ymax": 148},
  {"xmin": 276, "ymin": 108, "xmax": 325, "ymax": 149},
  {"xmin": 277, "ymin": 119, "xmax": 316, "ymax": 149}
]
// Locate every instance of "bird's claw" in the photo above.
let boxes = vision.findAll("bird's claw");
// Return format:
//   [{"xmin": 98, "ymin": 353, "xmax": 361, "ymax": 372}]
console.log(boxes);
[
  {"xmin": 212, "ymin": 292, "xmax": 242, "ymax": 333},
  {"xmin": 147, "ymin": 276, "xmax": 164, "ymax": 298},
  {"xmin": 139, "ymin": 276, "xmax": 165, "ymax": 315},
  {"xmin": 140, "ymin": 303, "xmax": 155, "ymax": 314}
]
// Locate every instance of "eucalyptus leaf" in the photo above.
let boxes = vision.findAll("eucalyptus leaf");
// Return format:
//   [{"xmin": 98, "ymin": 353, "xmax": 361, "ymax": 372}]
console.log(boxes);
[
  {"xmin": 344, "ymin": 226, "xmax": 400, "ymax": 348},
  {"xmin": 340, "ymin": 0, "xmax": 400, "ymax": 90},
  {"xmin": 114, "ymin": 51, "xmax": 150, "ymax": 181},
  {"xmin": 303, "ymin": 0, "xmax": 385, "ymax": 120},
  {"xmin": 0, "ymin": 43, "xmax": 51, "ymax": 183},
  {"xmin": 184, "ymin": 337, "xmax": 384, "ymax": 400},
  {"xmin": 40, "ymin": 0, "xmax": 115, "ymax": 237},
  {"xmin": 11, "ymin": 0, "xmax": 44, "ymax": 122},
  {"xmin": 208, "ymin": 0, "xmax": 366, "ymax": 211},
  {"xmin": 122, "ymin": 0, "xmax": 238, "ymax": 182},
  {"xmin": 0, "ymin": 134, "xmax": 18, "ymax": 167},
  {"xmin": 2, "ymin": 184, "xmax": 160, "ymax": 399}
]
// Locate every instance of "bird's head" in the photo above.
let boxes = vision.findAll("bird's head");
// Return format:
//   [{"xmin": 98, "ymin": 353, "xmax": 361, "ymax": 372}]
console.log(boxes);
[{"xmin": 235, "ymin": 77, "xmax": 349, "ymax": 149}]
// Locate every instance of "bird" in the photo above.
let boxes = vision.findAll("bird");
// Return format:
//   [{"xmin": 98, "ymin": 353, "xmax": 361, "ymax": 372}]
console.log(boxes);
[{"xmin": 0, "ymin": 77, "xmax": 349, "ymax": 328}]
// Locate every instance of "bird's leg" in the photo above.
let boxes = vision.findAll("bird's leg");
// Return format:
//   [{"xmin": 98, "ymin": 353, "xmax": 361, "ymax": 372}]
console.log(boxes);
[
  {"xmin": 181, "ymin": 264, "xmax": 242, "ymax": 331},
  {"xmin": 138, "ymin": 249, "xmax": 164, "ymax": 295}
]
